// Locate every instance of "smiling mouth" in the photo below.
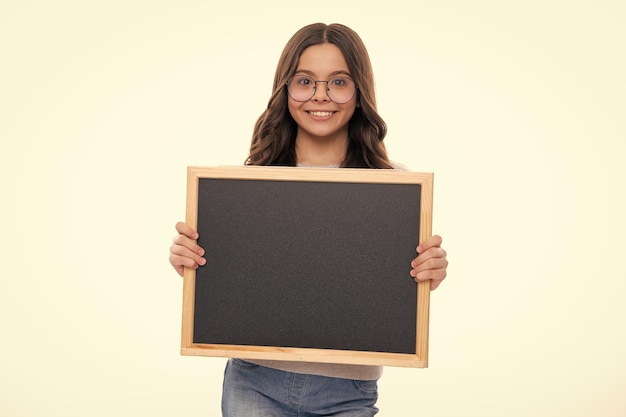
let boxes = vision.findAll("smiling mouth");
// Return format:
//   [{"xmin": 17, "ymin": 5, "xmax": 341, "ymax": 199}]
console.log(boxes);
[{"xmin": 307, "ymin": 111, "xmax": 335, "ymax": 117}]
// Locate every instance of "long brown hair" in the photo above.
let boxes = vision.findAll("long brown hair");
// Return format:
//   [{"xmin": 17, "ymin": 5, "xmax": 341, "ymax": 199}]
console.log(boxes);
[{"xmin": 245, "ymin": 23, "xmax": 393, "ymax": 169}]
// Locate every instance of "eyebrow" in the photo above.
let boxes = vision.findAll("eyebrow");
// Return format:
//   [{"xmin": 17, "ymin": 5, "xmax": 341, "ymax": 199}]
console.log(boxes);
[{"xmin": 294, "ymin": 69, "xmax": 353, "ymax": 78}]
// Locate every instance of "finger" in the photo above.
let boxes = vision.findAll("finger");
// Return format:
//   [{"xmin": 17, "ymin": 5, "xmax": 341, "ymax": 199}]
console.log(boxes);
[
  {"xmin": 169, "ymin": 242, "xmax": 207, "ymax": 267},
  {"xmin": 410, "ymin": 256, "xmax": 448, "ymax": 277},
  {"xmin": 173, "ymin": 233, "xmax": 205, "ymax": 256},
  {"xmin": 412, "ymin": 267, "xmax": 447, "ymax": 291},
  {"xmin": 170, "ymin": 243, "xmax": 206, "ymax": 266},
  {"xmin": 410, "ymin": 259, "xmax": 448, "ymax": 281},
  {"xmin": 411, "ymin": 247, "xmax": 447, "ymax": 268},
  {"xmin": 429, "ymin": 279, "xmax": 443, "ymax": 291},
  {"xmin": 416, "ymin": 234, "xmax": 443, "ymax": 255},
  {"xmin": 175, "ymin": 221, "xmax": 199, "ymax": 240},
  {"xmin": 169, "ymin": 253, "xmax": 201, "ymax": 277}
]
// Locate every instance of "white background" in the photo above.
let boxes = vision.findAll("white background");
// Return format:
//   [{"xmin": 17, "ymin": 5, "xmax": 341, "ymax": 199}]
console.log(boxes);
[{"xmin": 1, "ymin": 1, "xmax": 625, "ymax": 415}]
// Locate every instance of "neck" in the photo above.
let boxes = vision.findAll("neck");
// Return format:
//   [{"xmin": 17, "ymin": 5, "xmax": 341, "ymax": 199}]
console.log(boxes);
[{"xmin": 295, "ymin": 133, "xmax": 348, "ymax": 167}]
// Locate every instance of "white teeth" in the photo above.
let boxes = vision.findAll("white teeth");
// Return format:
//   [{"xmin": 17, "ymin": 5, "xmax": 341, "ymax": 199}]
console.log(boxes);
[{"xmin": 309, "ymin": 111, "xmax": 333, "ymax": 117}]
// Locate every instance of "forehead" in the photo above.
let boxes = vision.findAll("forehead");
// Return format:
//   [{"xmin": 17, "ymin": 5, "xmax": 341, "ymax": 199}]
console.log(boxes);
[{"xmin": 296, "ymin": 43, "xmax": 350, "ymax": 75}]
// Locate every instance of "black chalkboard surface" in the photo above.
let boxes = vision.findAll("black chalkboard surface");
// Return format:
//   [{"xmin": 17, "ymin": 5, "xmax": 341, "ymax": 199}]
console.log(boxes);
[{"xmin": 181, "ymin": 166, "xmax": 433, "ymax": 368}]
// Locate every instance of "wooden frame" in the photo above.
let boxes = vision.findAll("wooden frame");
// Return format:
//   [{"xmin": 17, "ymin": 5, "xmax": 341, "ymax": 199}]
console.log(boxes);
[{"xmin": 181, "ymin": 165, "xmax": 433, "ymax": 368}]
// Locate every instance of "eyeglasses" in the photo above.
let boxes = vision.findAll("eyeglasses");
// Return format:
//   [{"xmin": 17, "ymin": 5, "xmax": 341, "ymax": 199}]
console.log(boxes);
[{"xmin": 286, "ymin": 75, "xmax": 357, "ymax": 104}]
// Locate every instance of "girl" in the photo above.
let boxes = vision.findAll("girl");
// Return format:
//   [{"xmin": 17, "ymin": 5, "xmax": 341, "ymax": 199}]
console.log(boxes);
[{"xmin": 169, "ymin": 23, "xmax": 448, "ymax": 416}]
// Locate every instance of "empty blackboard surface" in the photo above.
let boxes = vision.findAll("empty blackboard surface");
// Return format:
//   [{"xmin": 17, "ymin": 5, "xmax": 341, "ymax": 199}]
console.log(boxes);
[{"xmin": 181, "ymin": 166, "xmax": 433, "ymax": 368}]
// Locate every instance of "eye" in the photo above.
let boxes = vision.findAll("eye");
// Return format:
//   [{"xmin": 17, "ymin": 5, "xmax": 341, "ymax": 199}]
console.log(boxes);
[
  {"xmin": 330, "ymin": 77, "xmax": 351, "ymax": 87},
  {"xmin": 295, "ymin": 76, "xmax": 314, "ymax": 86}
]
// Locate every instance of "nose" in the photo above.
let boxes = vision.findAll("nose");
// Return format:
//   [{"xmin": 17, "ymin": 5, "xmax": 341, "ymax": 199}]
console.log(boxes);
[{"xmin": 311, "ymin": 81, "xmax": 330, "ymax": 102}]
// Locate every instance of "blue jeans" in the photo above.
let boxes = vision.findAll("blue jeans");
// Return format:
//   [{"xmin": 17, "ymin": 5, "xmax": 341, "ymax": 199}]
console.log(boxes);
[{"xmin": 222, "ymin": 359, "xmax": 379, "ymax": 416}]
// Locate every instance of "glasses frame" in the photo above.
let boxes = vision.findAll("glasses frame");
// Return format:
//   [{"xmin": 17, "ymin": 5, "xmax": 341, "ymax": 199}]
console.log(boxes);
[{"xmin": 286, "ymin": 75, "xmax": 358, "ymax": 104}]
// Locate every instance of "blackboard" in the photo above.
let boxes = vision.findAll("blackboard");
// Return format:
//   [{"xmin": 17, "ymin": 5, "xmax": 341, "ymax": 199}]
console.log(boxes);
[{"xmin": 181, "ymin": 166, "xmax": 433, "ymax": 368}]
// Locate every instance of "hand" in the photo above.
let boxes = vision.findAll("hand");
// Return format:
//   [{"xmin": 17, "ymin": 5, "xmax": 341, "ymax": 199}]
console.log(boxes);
[
  {"xmin": 410, "ymin": 235, "xmax": 448, "ymax": 291},
  {"xmin": 169, "ymin": 221, "xmax": 206, "ymax": 277}
]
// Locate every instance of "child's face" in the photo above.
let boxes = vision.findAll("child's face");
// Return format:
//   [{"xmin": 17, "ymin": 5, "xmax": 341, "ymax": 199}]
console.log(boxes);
[{"xmin": 288, "ymin": 43, "xmax": 357, "ymax": 145}]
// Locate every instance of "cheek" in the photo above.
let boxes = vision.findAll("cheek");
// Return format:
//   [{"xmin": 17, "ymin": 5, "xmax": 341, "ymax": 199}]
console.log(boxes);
[
  {"xmin": 342, "ymin": 102, "xmax": 357, "ymax": 120},
  {"xmin": 287, "ymin": 98, "xmax": 301, "ymax": 119}
]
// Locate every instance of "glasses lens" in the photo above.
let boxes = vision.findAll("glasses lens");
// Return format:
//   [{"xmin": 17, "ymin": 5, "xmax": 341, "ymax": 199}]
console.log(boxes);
[
  {"xmin": 287, "ymin": 76, "xmax": 315, "ymax": 102},
  {"xmin": 327, "ymin": 76, "xmax": 356, "ymax": 104}
]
